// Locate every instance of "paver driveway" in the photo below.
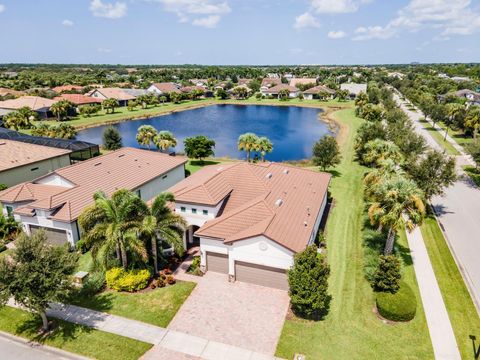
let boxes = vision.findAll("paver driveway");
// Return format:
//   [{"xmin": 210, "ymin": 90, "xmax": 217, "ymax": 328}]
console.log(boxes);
[{"xmin": 168, "ymin": 272, "xmax": 290, "ymax": 355}]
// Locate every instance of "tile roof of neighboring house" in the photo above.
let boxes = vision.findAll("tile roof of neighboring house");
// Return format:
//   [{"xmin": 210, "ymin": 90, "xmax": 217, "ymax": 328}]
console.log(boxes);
[
  {"xmin": 52, "ymin": 85, "xmax": 84, "ymax": 93},
  {"xmin": 303, "ymin": 85, "xmax": 337, "ymax": 95},
  {"xmin": 91, "ymin": 88, "xmax": 136, "ymax": 101},
  {"xmin": 180, "ymin": 86, "xmax": 207, "ymax": 93},
  {"xmin": 0, "ymin": 148, "xmax": 187, "ymax": 222},
  {"xmin": 263, "ymin": 84, "xmax": 299, "ymax": 94},
  {"xmin": 289, "ymin": 78, "xmax": 317, "ymax": 88},
  {"xmin": 261, "ymin": 78, "xmax": 282, "ymax": 88},
  {"xmin": 150, "ymin": 82, "xmax": 181, "ymax": 94},
  {"xmin": 0, "ymin": 139, "xmax": 71, "ymax": 172},
  {"xmin": 454, "ymin": 89, "xmax": 479, "ymax": 97},
  {"xmin": 237, "ymin": 79, "xmax": 252, "ymax": 86},
  {"xmin": 53, "ymin": 94, "xmax": 103, "ymax": 105},
  {"xmin": 340, "ymin": 83, "xmax": 367, "ymax": 95},
  {"xmin": 122, "ymin": 89, "xmax": 149, "ymax": 97},
  {"xmin": 0, "ymin": 96, "xmax": 57, "ymax": 111},
  {"xmin": 0, "ymin": 88, "xmax": 25, "ymax": 97},
  {"xmin": 169, "ymin": 162, "xmax": 331, "ymax": 253}
]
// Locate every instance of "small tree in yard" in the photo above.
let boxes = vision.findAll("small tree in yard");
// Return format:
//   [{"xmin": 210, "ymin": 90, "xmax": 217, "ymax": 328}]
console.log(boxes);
[
  {"xmin": 0, "ymin": 231, "xmax": 77, "ymax": 331},
  {"xmin": 312, "ymin": 135, "xmax": 341, "ymax": 171},
  {"xmin": 288, "ymin": 245, "xmax": 331, "ymax": 320},
  {"xmin": 103, "ymin": 127, "xmax": 122, "ymax": 150},
  {"xmin": 183, "ymin": 135, "xmax": 215, "ymax": 163},
  {"xmin": 372, "ymin": 255, "xmax": 401, "ymax": 293},
  {"xmin": 467, "ymin": 142, "xmax": 480, "ymax": 171}
]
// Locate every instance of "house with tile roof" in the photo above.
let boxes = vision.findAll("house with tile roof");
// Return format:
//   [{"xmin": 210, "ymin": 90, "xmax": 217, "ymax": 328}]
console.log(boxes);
[
  {"xmin": 260, "ymin": 84, "xmax": 300, "ymax": 99},
  {"xmin": 303, "ymin": 85, "xmax": 337, "ymax": 100},
  {"xmin": 53, "ymin": 94, "xmax": 103, "ymax": 106},
  {"xmin": 0, "ymin": 96, "xmax": 57, "ymax": 118},
  {"xmin": 0, "ymin": 148, "xmax": 187, "ymax": 246},
  {"xmin": 88, "ymin": 88, "xmax": 136, "ymax": 106},
  {"xmin": 168, "ymin": 162, "xmax": 331, "ymax": 290},
  {"xmin": 147, "ymin": 82, "xmax": 182, "ymax": 95}
]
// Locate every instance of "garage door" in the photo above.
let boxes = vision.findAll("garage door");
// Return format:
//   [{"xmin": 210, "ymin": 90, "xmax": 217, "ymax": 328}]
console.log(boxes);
[
  {"xmin": 30, "ymin": 225, "xmax": 69, "ymax": 246},
  {"xmin": 235, "ymin": 261, "xmax": 288, "ymax": 290},
  {"xmin": 206, "ymin": 252, "xmax": 228, "ymax": 273}
]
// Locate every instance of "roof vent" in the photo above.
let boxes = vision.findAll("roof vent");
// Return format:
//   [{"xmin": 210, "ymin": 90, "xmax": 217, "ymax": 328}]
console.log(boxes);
[
  {"xmin": 303, "ymin": 221, "xmax": 308, "ymax": 227},
  {"xmin": 283, "ymin": 169, "xmax": 289, "ymax": 174},
  {"xmin": 94, "ymin": 162, "xmax": 102, "ymax": 166},
  {"xmin": 274, "ymin": 198, "xmax": 283, "ymax": 207},
  {"xmin": 266, "ymin": 173, "xmax": 273, "ymax": 179},
  {"xmin": 118, "ymin": 154, "xmax": 125, "ymax": 158}
]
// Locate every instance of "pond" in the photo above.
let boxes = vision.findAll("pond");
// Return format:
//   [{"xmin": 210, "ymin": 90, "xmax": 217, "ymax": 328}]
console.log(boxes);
[{"xmin": 76, "ymin": 104, "xmax": 333, "ymax": 161}]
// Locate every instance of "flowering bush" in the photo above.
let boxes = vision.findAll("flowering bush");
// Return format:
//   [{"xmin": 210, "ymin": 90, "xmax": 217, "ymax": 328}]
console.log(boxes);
[{"xmin": 106, "ymin": 267, "xmax": 150, "ymax": 292}]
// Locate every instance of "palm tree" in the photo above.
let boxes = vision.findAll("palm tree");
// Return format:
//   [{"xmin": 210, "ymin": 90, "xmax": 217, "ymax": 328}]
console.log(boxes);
[
  {"xmin": 465, "ymin": 106, "xmax": 480, "ymax": 140},
  {"xmin": 159, "ymin": 96, "xmax": 167, "ymax": 105},
  {"xmin": 445, "ymin": 103, "xmax": 464, "ymax": 140},
  {"xmin": 56, "ymin": 123, "xmax": 77, "ymax": 139},
  {"xmin": 364, "ymin": 159, "xmax": 404, "ymax": 198},
  {"xmin": 136, "ymin": 125, "xmax": 158, "ymax": 150},
  {"xmin": 3, "ymin": 107, "xmax": 37, "ymax": 130},
  {"xmin": 257, "ymin": 137, "xmax": 273, "ymax": 162},
  {"xmin": 238, "ymin": 132, "xmax": 259, "ymax": 162},
  {"xmin": 78, "ymin": 189, "xmax": 149, "ymax": 269},
  {"xmin": 154, "ymin": 130, "xmax": 177, "ymax": 151},
  {"xmin": 362, "ymin": 139, "xmax": 403, "ymax": 167},
  {"xmin": 102, "ymin": 98, "xmax": 119, "ymax": 114},
  {"xmin": 51, "ymin": 100, "xmax": 74, "ymax": 121},
  {"xmin": 140, "ymin": 193, "xmax": 187, "ymax": 274},
  {"xmin": 136, "ymin": 94, "xmax": 150, "ymax": 109},
  {"xmin": 368, "ymin": 176, "xmax": 425, "ymax": 255}
]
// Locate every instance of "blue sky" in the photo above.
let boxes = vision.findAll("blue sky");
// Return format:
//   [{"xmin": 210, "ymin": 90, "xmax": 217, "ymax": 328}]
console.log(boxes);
[{"xmin": 0, "ymin": 0, "xmax": 479, "ymax": 65}]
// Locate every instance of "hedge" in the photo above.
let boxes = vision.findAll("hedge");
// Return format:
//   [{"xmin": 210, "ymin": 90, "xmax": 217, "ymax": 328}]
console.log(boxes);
[
  {"xmin": 376, "ymin": 281, "xmax": 417, "ymax": 322},
  {"xmin": 106, "ymin": 267, "xmax": 150, "ymax": 292}
]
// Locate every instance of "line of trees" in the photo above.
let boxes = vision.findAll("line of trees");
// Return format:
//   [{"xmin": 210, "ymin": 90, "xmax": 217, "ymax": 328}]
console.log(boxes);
[{"xmin": 237, "ymin": 133, "xmax": 273, "ymax": 162}]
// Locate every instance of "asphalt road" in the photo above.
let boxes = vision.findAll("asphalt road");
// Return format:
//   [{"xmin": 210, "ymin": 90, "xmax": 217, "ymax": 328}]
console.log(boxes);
[
  {"xmin": 0, "ymin": 332, "xmax": 87, "ymax": 360},
  {"xmin": 394, "ymin": 92, "xmax": 480, "ymax": 311}
]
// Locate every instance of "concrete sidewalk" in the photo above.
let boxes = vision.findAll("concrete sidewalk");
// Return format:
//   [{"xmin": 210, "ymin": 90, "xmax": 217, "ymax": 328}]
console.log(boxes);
[
  {"xmin": 405, "ymin": 226, "xmax": 461, "ymax": 360},
  {"xmin": 7, "ymin": 301, "xmax": 282, "ymax": 360}
]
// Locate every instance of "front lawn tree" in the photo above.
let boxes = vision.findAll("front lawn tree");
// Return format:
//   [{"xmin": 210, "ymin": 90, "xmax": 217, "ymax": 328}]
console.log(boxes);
[
  {"xmin": 288, "ymin": 245, "xmax": 331, "ymax": 320},
  {"xmin": 103, "ymin": 126, "xmax": 122, "ymax": 150},
  {"xmin": 0, "ymin": 231, "xmax": 77, "ymax": 331},
  {"xmin": 312, "ymin": 135, "xmax": 341, "ymax": 171},
  {"xmin": 183, "ymin": 135, "xmax": 215, "ymax": 163}
]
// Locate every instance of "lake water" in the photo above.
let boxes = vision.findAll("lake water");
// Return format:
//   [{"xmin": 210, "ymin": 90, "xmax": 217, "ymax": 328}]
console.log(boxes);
[{"xmin": 76, "ymin": 104, "xmax": 332, "ymax": 161}]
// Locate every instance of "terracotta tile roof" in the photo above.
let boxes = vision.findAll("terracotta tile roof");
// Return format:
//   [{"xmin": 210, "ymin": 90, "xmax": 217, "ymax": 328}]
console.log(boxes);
[
  {"xmin": 261, "ymin": 78, "xmax": 282, "ymax": 88},
  {"xmin": 303, "ymin": 85, "xmax": 336, "ymax": 94},
  {"xmin": 0, "ymin": 139, "xmax": 71, "ymax": 171},
  {"xmin": 0, "ymin": 88, "xmax": 25, "ymax": 97},
  {"xmin": 170, "ymin": 162, "xmax": 331, "ymax": 252},
  {"xmin": 262, "ymin": 84, "xmax": 299, "ymax": 94},
  {"xmin": 289, "ymin": 78, "xmax": 317, "ymax": 88},
  {"xmin": 0, "ymin": 183, "xmax": 67, "ymax": 203},
  {"xmin": 52, "ymin": 85, "xmax": 84, "ymax": 93},
  {"xmin": 150, "ymin": 83, "xmax": 181, "ymax": 94},
  {"xmin": 0, "ymin": 96, "xmax": 57, "ymax": 111},
  {"xmin": 53, "ymin": 94, "xmax": 102, "ymax": 105},
  {"xmin": 1, "ymin": 148, "xmax": 187, "ymax": 223},
  {"xmin": 180, "ymin": 86, "xmax": 207, "ymax": 93},
  {"xmin": 90, "ymin": 88, "xmax": 136, "ymax": 101}
]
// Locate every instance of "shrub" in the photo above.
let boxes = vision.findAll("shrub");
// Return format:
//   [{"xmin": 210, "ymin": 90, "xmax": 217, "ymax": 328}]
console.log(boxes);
[
  {"xmin": 376, "ymin": 282, "xmax": 417, "ymax": 322},
  {"xmin": 75, "ymin": 239, "xmax": 89, "ymax": 254},
  {"xmin": 102, "ymin": 127, "xmax": 122, "ymax": 150},
  {"xmin": 80, "ymin": 271, "xmax": 105, "ymax": 296},
  {"xmin": 0, "ymin": 242, "xmax": 6, "ymax": 253},
  {"xmin": 372, "ymin": 255, "xmax": 401, "ymax": 293},
  {"xmin": 106, "ymin": 267, "xmax": 150, "ymax": 292},
  {"xmin": 187, "ymin": 256, "xmax": 203, "ymax": 276},
  {"xmin": 288, "ymin": 245, "xmax": 331, "ymax": 320},
  {"xmin": 166, "ymin": 275, "xmax": 176, "ymax": 285},
  {"xmin": 156, "ymin": 278, "xmax": 166, "ymax": 288},
  {"xmin": 0, "ymin": 184, "xmax": 7, "ymax": 191}
]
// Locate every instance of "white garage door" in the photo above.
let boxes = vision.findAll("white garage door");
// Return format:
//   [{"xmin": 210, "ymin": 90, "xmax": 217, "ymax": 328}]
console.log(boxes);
[
  {"xmin": 30, "ymin": 225, "xmax": 69, "ymax": 246},
  {"xmin": 206, "ymin": 252, "xmax": 229, "ymax": 274},
  {"xmin": 235, "ymin": 261, "xmax": 288, "ymax": 290}
]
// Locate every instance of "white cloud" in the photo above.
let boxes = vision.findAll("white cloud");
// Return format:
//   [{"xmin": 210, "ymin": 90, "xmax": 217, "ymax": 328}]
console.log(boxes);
[
  {"xmin": 353, "ymin": 0, "xmax": 480, "ymax": 41},
  {"xmin": 294, "ymin": 12, "xmax": 320, "ymax": 30},
  {"xmin": 0, "ymin": 4, "xmax": 5, "ymax": 13},
  {"xmin": 151, "ymin": 0, "xmax": 230, "ymax": 28},
  {"xmin": 310, "ymin": 0, "xmax": 371, "ymax": 14},
  {"xmin": 192, "ymin": 15, "xmax": 220, "ymax": 28},
  {"xmin": 327, "ymin": 30, "xmax": 346, "ymax": 38},
  {"xmin": 62, "ymin": 19, "xmax": 74, "ymax": 27},
  {"xmin": 97, "ymin": 47, "xmax": 112, "ymax": 53},
  {"xmin": 90, "ymin": 0, "xmax": 127, "ymax": 19}
]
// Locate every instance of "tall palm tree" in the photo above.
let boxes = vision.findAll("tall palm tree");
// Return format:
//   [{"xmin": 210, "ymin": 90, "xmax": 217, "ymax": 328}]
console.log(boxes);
[
  {"xmin": 368, "ymin": 176, "xmax": 425, "ymax": 255},
  {"xmin": 257, "ymin": 137, "xmax": 273, "ymax": 162},
  {"xmin": 238, "ymin": 132, "xmax": 259, "ymax": 162},
  {"xmin": 154, "ymin": 130, "xmax": 177, "ymax": 151},
  {"xmin": 136, "ymin": 125, "xmax": 158, "ymax": 150},
  {"xmin": 362, "ymin": 139, "xmax": 403, "ymax": 167},
  {"xmin": 78, "ymin": 189, "xmax": 149, "ymax": 269},
  {"xmin": 364, "ymin": 159, "xmax": 404, "ymax": 198},
  {"xmin": 140, "ymin": 193, "xmax": 187, "ymax": 274},
  {"xmin": 102, "ymin": 98, "xmax": 119, "ymax": 114},
  {"xmin": 465, "ymin": 106, "xmax": 480, "ymax": 140},
  {"xmin": 3, "ymin": 107, "xmax": 36, "ymax": 130},
  {"xmin": 51, "ymin": 100, "xmax": 73, "ymax": 121},
  {"xmin": 445, "ymin": 103, "xmax": 464, "ymax": 140},
  {"xmin": 56, "ymin": 123, "xmax": 77, "ymax": 139}
]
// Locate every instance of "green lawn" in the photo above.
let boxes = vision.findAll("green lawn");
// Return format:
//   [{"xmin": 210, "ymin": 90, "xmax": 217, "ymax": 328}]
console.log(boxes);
[
  {"xmin": 70, "ymin": 281, "xmax": 196, "ymax": 328},
  {"xmin": 436, "ymin": 122, "xmax": 474, "ymax": 150},
  {"xmin": 420, "ymin": 216, "xmax": 480, "ymax": 359},
  {"xmin": 75, "ymin": 251, "xmax": 94, "ymax": 273},
  {"xmin": 186, "ymin": 159, "xmax": 221, "ymax": 175},
  {"xmin": 0, "ymin": 306, "xmax": 151, "ymax": 360},
  {"xmin": 276, "ymin": 108, "xmax": 433, "ymax": 359},
  {"xmin": 463, "ymin": 166, "xmax": 480, "ymax": 187},
  {"xmin": 418, "ymin": 119, "xmax": 460, "ymax": 155}
]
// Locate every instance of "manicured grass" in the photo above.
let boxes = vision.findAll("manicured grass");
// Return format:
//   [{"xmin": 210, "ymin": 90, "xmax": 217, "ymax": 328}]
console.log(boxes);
[
  {"xmin": 276, "ymin": 108, "xmax": 433, "ymax": 359},
  {"xmin": 436, "ymin": 122, "xmax": 474, "ymax": 149},
  {"xmin": 420, "ymin": 215, "xmax": 480, "ymax": 359},
  {"xmin": 75, "ymin": 251, "xmax": 94, "ymax": 273},
  {"xmin": 0, "ymin": 306, "xmax": 151, "ymax": 360},
  {"xmin": 418, "ymin": 119, "xmax": 460, "ymax": 155},
  {"xmin": 186, "ymin": 159, "xmax": 221, "ymax": 175},
  {"xmin": 70, "ymin": 281, "xmax": 196, "ymax": 328},
  {"xmin": 463, "ymin": 165, "xmax": 480, "ymax": 187}
]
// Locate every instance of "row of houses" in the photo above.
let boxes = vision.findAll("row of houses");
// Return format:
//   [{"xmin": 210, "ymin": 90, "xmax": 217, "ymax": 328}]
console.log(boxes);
[{"xmin": 0, "ymin": 146, "xmax": 330, "ymax": 290}]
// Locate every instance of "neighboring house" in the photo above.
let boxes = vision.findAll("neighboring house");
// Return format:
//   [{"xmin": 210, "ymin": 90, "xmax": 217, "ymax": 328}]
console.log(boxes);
[
  {"xmin": 261, "ymin": 84, "xmax": 299, "ymax": 98},
  {"xmin": 387, "ymin": 72, "xmax": 405, "ymax": 79},
  {"xmin": 122, "ymin": 88, "xmax": 150, "ymax": 98},
  {"xmin": 0, "ymin": 96, "xmax": 57, "ymax": 118},
  {"xmin": 147, "ymin": 82, "xmax": 182, "ymax": 95},
  {"xmin": 0, "ymin": 87, "xmax": 25, "ymax": 98},
  {"xmin": 289, "ymin": 78, "xmax": 317, "ymax": 89},
  {"xmin": 237, "ymin": 78, "xmax": 252, "ymax": 86},
  {"xmin": 451, "ymin": 76, "xmax": 471, "ymax": 82},
  {"xmin": 180, "ymin": 85, "xmax": 210, "ymax": 98},
  {"xmin": 260, "ymin": 78, "xmax": 282, "ymax": 91},
  {"xmin": 303, "ymin": 85, "xmax": 336, "ymax": 100},
  {"xmin": 53, "ymin": 94, "xmax": 103, "ymax": 106},
  {"xmin": 189, "ymin": 79, "xmax": 209, "ymax": 87},
  {"xmin": 52, "ymin": 85, "xmax": 84, "ymax": 93},
  {"xmin": 228, "ymin": 84, "xmax": 252, "ymax": 99},
  {"xmin": 0, "ymin": 148, "xmax": 187, "ymax": 247},
  {"xmin": 89, "ymin": 88, "xmax": 136, "ymax": 106},
  {"xmin": 0, "ymin": 140, "xmax": 71, "ymax": 187},
  {"xmin": 452, "ymin": 89, "xmax": 480, "ymax": 106},
  {"xmin": 340, "ymin": 83, "xmax": 367, "ymax": 99},
  {"xmin": 169, "ymin": 162, "xmax": 331, "ymax": 290}
]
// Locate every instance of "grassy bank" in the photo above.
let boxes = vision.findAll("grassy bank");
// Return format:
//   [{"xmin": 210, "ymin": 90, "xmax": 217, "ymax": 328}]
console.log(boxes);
[
  {"xmin": 0, "ymin": 306, "xmax": 151, "ymax": 360},
  {"xmin": 463, "ymin": 166, "xmax": 480, "ymax": 186},
  {"xmin": 276, "ymin": 108, "xmax": 433, "ymax": 359},
  {"xmin": 420, "ymin": 216, "xmax": 480, "ymax": 359},
  {"xmin": 418, "ymin": 119, "xmax": 460, "ymax": 155}
]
